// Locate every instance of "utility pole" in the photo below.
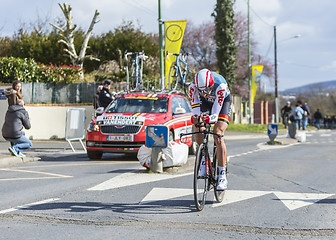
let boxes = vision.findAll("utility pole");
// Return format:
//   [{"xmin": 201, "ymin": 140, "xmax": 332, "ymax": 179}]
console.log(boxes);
[
  {"xmin": 274, "ymin": 26, "xmax": 279, "ymax": 123},
  {"xmin": 248, "ymin": 0, "xmax": 253, "ymax": 123},
  {"xmin": 158, "ymin": 0, "xmax": 164, "ymax": 90}
]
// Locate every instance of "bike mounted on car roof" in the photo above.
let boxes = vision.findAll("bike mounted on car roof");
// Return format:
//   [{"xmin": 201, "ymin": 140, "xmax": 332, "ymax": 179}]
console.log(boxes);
[
  {"xmin": 124, "ymin": 50, "xmax": 148, "ymax": 92},
  {"xmin": 166, "ymin": 51, "xmax": 194, "ymax": 96}
]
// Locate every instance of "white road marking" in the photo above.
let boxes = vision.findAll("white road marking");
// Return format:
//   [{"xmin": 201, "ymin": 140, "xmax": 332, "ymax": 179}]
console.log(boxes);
[
  {"xmin": 140, "ymin": 188, "xmax": 335, "ymax": 211},
  {"xmin": 0, "ymin": 198, "xmax": 60, "ymax": 214},
  {"xmin": 212, "ymin": 190, "xmax": 271, "ymax": 207},
  {"xmin": 273, "ymin": 191, "xmax": 334, "ymax": 211},
  {"xmin": 88, "ymin": 172, "xmax": 192, "ymax": 191},
  {"xmin": 140, "ymin": 187, "xmax": 193, "ymax": 205}
]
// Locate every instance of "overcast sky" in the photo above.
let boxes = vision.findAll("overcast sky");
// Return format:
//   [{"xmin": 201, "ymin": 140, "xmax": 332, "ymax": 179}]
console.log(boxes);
[{"xmin": 1, "ymin": 0, "xmax": 335, "ymax": 91}]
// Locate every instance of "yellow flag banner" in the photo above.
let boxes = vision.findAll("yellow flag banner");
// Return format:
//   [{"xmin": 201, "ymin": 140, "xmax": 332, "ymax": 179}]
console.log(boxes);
[
  {"xmin": 251, "ymin": 65, "xmax": 264, "ymax": 106},
  {"xmin": 164, "ymin": 20, "xmax": 187, "ymax": 88}
]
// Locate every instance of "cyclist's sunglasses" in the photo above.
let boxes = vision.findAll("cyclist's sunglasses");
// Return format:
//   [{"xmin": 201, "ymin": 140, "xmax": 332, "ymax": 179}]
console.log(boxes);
[{"xmin": 197, "ymin": 86, "xmax": 212, "ymax": 94}]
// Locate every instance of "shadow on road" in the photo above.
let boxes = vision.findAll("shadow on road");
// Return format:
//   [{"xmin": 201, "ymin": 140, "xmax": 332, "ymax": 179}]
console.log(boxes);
[{"xmin": 21, "ymin": 200, "xmax": 202, "ymax": 214}]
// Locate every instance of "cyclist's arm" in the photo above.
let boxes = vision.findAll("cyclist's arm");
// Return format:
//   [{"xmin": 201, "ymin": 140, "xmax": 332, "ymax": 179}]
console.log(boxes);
[
  {"xmin": 189, "ymin": 83, "xmax": 201, "ymax": 115},
  {"xmin": 210, "ymin": 83, "xmax": 230, "ymax": 124}
]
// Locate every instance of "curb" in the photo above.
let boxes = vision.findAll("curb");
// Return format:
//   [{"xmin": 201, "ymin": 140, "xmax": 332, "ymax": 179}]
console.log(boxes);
[{"xmin": 0, "ymin": 154, "xmax": 41, "ymax": 167}]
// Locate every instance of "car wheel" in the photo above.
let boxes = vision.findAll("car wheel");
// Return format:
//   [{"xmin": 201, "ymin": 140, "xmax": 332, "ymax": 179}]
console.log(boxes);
[{"xmin": 87, "ymin": 150, "xmax": 103, "ymax": 160}]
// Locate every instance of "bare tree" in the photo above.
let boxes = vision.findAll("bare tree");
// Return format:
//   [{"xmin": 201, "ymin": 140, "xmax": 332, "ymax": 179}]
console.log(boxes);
[
  {"xmin": 50, "ymin": 3, "xmax": 100, "ymax": 70},
  {"xmin": 182, "ymin": 21, "xmax": 217, "ymax": 70}
]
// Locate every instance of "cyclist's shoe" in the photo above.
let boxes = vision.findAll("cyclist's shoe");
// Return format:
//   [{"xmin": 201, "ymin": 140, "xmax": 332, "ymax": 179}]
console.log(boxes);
[
  {"xmin": 199, "ymin": 157, "xmax": 206, "ymax": 177},
  {"xmin": 217, "ymin": 177, "xmax": 228, "ymax": 191},
  {"xmin": 217, "ymin": 167, "xmax": 228, "ymax": 190}
]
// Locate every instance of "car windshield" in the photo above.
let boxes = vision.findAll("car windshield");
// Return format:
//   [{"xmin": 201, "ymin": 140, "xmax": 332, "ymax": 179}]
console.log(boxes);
[{"xmin": 106, "ymin": 97, "xmax": 168, "ymax": 113}]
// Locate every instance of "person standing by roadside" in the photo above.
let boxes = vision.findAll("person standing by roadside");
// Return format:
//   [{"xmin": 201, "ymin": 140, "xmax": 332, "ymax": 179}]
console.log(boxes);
[
  {"xmin": 281, "ymin": 101, "xmax": 292, "ymax": 128},
  {"xmin": 99, "ymin": 80, "xmax": 114, "ymax": 109},
  {"xmin": 313, "ymin": 109, "xmax": 323, "ymax": 130},
  {"xmin": 2, "ymin": 81, "xmax": 32, "ymax": 157},
  {"xmin": 93, "ymin": 85, "xmax": 103, "ymax": 109},
  {"xmin": 293, "ymin": 101, "xmax": 304, "ymax": 130},
  {"xmin": 4, "ymin": 80, "xmax": 24, "ymax": 106},
  {"xmin": 301, "ymin": 101, "xmax": 311, "ymax": 130}
]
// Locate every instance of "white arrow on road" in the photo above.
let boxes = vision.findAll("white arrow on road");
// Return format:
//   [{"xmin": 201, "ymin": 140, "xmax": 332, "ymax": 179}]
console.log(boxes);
[
  {"xmin": 273, "ymin": 191, "xmax": 333, "ymax": 211},
  {"xmin": 212, "ymin": 190, "xmax": 272, "ymax": 207},
  {"xmin": 140, "ymin": 187, "xmax": 193, "ymax": 205},
  {"xmin": 87, "ymin": 172, "xmax": 192, "ymax": 191},
  {"xmin": 139, "ymin": 188, "xmax": 334, "ymax": 211}
]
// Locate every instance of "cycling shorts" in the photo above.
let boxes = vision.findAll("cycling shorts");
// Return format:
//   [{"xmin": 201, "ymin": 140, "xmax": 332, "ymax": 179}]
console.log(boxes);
[{"xmin": 200, "ymin": 94, "xmax": 232, "ymax": 125}]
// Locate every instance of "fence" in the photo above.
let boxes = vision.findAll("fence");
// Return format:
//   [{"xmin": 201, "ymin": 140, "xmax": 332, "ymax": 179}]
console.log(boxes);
[
  {"xmin": 19, "ymin": 80, "xmax": 161, "ymax": 104},
  {"xmin": 20, "ymin": 82, "xmax": 129, "ymax": 104},
  {"xmin": 254, "ymin": 100, "xmax": 275, "ymax": 124}
]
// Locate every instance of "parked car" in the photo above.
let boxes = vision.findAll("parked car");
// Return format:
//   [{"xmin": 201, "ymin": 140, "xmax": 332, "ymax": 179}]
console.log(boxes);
[{"xmin": 86, "ymin": 92, "xmax": 196, "ymax": 159}]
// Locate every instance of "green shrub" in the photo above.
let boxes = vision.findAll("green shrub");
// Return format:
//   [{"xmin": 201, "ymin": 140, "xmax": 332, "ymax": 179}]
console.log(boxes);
[
  {"xmin": 0, "ymin": 57, "xmax": 84, "ymax": 83},
  {"xmin": 0, "ymin": 57, "xmax": 38, "ymax": 83}
]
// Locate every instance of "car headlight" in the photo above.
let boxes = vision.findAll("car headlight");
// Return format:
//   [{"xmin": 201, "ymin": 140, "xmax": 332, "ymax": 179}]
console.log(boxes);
[{"xmin": 87, "ymin": 123, "xmax": 100, "ymax": 132}]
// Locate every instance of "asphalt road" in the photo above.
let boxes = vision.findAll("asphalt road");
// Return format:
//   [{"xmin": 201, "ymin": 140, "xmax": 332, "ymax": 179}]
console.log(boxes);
[{"xmin": 0, "ymin": 129, "xmax": 336, "ymax": 240}]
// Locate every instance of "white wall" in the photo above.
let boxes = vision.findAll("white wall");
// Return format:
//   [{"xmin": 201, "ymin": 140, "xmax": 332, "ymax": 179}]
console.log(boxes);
[{"xmin": 0, "ymin": 99, "xmax": 95, "ymax": 141}]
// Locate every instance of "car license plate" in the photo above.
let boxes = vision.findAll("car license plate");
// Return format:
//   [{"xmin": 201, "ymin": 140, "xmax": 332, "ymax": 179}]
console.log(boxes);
[{"xmin": 107, "ymin": 135, "xmax": 133, "ymax": 141}]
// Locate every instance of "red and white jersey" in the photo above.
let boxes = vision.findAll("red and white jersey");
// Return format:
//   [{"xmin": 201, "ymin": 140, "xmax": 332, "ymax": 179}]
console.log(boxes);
[{"xmin": 189, "ymin": 72, "xmax": 230, "ymax": 123}]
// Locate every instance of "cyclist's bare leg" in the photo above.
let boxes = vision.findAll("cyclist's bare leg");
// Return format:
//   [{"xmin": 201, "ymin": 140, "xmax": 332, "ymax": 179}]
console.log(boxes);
[
  {"xmin": 193, "ymin": 124, "xmax": 204, "ymax": 146},
  {"xmin": 213, "ymin": 121, "xmax": 228, "ymax": 167}
]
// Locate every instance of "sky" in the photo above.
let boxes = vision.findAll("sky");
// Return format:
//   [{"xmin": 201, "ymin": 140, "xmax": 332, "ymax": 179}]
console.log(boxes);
[{"xmin": 1, "ymin": 0, "xmax": 335, "ymax": 91}]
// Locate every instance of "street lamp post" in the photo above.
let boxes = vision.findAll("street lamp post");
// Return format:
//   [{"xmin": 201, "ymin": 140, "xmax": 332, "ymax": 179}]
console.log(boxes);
[
  {"xmin": 274, "ymin": 26, "xmax": 279, "ymax": 123},
  {"xmin": 274, "ymin": 26, "xmax": 300, "ymax": 123}
]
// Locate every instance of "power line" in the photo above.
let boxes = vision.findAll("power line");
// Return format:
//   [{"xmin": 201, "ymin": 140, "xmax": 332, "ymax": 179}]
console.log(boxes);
[
  {"xmin": 122, "ymin": 0, "xmax": 156, "ymax": 17},
  {"xmin": 263, "ymin": 34, "xmax": 274, "ymax": 58},
  {"xmin": 242, "ymin": 0, "xmax": 273, "ymax": 28}
]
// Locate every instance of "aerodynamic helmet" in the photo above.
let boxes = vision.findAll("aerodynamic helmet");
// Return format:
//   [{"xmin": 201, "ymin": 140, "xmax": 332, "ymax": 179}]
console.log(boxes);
[{"xmin": 194, "ymin": 69, "xmax": 214, "ymax": 93}]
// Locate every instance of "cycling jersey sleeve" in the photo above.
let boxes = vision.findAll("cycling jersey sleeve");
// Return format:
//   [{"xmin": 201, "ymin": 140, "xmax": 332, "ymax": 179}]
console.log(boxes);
[
  {"xmin": 209, "ymin": 83, "xmax": 230, "ymax": 124},
  {"xmin": 189, "ymin": 83, "xmax": 200, "ymax": 115}
]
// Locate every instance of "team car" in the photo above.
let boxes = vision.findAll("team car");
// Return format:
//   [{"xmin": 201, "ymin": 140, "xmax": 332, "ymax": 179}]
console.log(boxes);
[{"xmin": 86, "ymin": 92, "xmax": 196, "ymax": 159}]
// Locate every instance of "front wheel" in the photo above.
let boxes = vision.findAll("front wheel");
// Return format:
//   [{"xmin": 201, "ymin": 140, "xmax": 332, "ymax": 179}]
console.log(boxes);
[
  {"xmin": 87, "ymin": 150, "xmax": 103, "ymax": 160},
  {"xmin": 193, "ymin": 143, "xmax": 208, "ymax": 211}
]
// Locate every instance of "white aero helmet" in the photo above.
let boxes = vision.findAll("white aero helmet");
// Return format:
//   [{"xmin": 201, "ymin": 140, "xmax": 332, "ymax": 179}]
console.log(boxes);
[{"xmin": 194, "ymin": 69, "xmax": 214, "ymax": 93}]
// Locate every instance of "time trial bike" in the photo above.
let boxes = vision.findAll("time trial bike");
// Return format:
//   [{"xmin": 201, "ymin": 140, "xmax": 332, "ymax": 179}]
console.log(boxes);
[{"xmin": 180, "ymin": 120, "xmax": 227, "ymax": 211}]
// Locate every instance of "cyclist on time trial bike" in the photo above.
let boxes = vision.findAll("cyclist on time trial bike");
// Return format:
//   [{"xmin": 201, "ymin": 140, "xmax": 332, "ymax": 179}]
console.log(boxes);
[{"xmin": 189, "ymin": 69, "xmax": 232, "ymax": 190}]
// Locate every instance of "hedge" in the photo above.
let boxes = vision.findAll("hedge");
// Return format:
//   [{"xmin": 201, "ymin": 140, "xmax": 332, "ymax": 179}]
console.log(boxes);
[{"xmin": 0, "ymin": 57, "xmax": 83, "ymax": 83}]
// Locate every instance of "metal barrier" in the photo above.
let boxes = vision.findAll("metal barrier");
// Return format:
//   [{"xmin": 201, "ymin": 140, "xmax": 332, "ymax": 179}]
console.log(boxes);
[{"xmin": 65, "ymin": 108, "xmax": 87, "ymax": 152}]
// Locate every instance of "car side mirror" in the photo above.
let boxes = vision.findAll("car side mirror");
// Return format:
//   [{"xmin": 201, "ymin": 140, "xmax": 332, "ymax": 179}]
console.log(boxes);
[
  {"xmin": 173, "ymin": 107, "xmax": 186, "ymax": 115},
  {"xmin": 95, "ymin": 107, "xmax": 105, "ymax": 116}
]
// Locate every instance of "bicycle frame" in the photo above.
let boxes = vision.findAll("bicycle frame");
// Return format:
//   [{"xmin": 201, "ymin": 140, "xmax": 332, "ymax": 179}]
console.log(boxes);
[
  {"xmin": 167, "ymin": 52, "xmax": 192, "ymax": 90},
  {"xmin": 124, "ymin": 50, "xmax": 147, "ymax": 91},
  {"xmin": 180, "ymin": 121, "xmax": 225, "ymax": 210}
]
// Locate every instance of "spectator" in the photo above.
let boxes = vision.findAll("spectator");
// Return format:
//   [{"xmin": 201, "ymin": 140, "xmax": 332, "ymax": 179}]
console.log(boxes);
[
  {"xmin": 93, "ymin": 85, "xmax": 103, "ymax": 109},
  {"xmin": 313, "ymin": 109, "xmax": 322, "ymax": 130},
  {"xmin": 293, "ymin": 101, "xmax": 304, "ymax": 130},
  {"xmin": 300, "ymin": 101, "xmax": 311, "ymax": 130},
  {"xmin": 99, "ymin": 80, "xmax": 114, "ymax": 109},
  {"xmin": 4, "ymin": 80, "xmax": 24, "ymax": 106},
  {"xmin": 1, "ymin": 99, "xmax": 32, "ymax": 158},
  {"xmin": 281, "ymin": 101, "xmax": 292, "ymax": 128}
]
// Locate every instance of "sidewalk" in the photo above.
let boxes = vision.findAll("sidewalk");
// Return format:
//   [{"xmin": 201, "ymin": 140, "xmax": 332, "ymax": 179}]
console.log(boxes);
[
  {"xmin": 0, "ymin": 140, "xmax": 86, "ymax": 167},
  {"xmin": 0, "ymin": 129, "xmax": 302, "ymax": 167}
]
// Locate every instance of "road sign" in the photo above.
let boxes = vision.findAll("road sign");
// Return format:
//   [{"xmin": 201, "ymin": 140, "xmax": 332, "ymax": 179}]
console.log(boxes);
[
  {"xmin": 146, "ymin": 125, "xmax": 168, "ymax": 148},
  {"xmin": 267, "ymin": 124, "xmax": 278, "ymax": 144},
  {"xmin": 268, "ymin": 124, "xmax": 278, "ymax": 136}
]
